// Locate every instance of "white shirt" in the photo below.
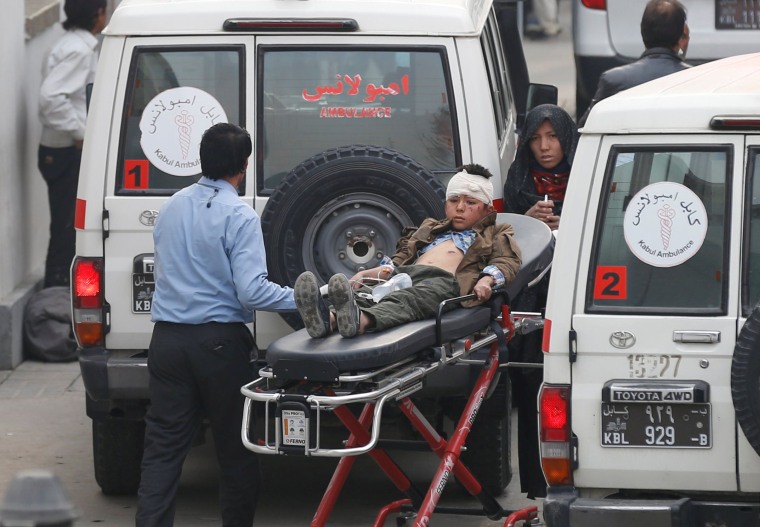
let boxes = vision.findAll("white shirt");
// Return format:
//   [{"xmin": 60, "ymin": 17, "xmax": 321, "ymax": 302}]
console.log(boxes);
[{"xmin": 39, "ymin": 28, "xmax": 99, "ymax": 147}]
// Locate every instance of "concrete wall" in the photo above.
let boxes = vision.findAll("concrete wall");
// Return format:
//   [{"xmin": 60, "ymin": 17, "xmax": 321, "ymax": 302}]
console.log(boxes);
[
  {"xmin": 0, "ymin": 1, "xmax": 75, "ymax": 369},
  {"xmin": 0, "ymin": 0, "xmax": 120, "ymax": 369}
]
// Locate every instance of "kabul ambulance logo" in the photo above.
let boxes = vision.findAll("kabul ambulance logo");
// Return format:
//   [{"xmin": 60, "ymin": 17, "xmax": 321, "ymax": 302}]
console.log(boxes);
[
  {"xmin": 623, "ymin": 181, "xmax": 708, "ymax": 268},
  {"xmin": 139, "ymin": 87, "xmax": 228, "ymax": 177}
]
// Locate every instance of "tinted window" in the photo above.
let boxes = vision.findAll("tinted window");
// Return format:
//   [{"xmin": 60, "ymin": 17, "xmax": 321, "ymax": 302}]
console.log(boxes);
[
  {"xmin": 744, "ymin": 148, "xmax": 760, "ymax": 314},
  {"xmin": 258, "ymin": 47, "xmax": 458, "ymax": 192},
  {"xmin": 116, "ymin": 46, "xmax": 244, "ymax": 195},
  {"xmin": 481, "ymin": 12, "xmax": 511, "ymax": 141},
  {"xmin": 588, "ymin": 147, "xmax": 731, "ymax": 314}
]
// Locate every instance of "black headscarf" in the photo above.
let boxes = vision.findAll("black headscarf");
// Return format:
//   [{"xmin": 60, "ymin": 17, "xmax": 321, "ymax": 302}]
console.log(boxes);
[{"xmin": 503, "ymin": 104, "xmax": 578, "ymax": 215}]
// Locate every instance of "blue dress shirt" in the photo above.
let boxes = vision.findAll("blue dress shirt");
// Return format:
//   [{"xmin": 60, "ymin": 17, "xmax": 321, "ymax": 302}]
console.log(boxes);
[{"xmin": 151, "ymin": 176, "xmax": 295, "ymax": 324}]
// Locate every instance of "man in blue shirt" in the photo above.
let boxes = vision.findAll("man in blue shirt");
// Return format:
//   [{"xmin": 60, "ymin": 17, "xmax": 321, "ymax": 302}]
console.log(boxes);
[{"xmin": 136, "ymin": 123, "xmax": 295, "ymax": 527}]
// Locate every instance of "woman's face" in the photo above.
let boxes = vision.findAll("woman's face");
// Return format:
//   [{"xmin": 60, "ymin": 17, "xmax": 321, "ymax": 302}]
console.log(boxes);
[{"xmin": 529, "ymin": 119, "xmax": 564, "ymax": 170}]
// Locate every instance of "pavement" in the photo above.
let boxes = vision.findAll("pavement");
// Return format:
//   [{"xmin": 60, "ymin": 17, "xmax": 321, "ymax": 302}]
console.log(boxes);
[{"xmin": 0, "ymin": 361, "xmax": 542, "ymax": 527}]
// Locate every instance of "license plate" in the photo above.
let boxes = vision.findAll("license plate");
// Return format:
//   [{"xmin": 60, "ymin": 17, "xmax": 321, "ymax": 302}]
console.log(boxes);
[
  {"xmin": 601, "ymin": 402, "xmax": 711, "ymax": 448},
  {"xmin": 716, "ymin": 0, "xmax": 759, "ymax": 29},
  {"xmin": 132, "ymin": 272, "xmax": 154, "ymax": 313}
]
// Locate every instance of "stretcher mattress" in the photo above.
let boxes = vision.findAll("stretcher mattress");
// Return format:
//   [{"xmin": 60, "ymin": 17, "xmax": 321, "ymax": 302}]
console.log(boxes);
[{"xmin": 266, "ymin": 213, "xmax": 553, "ymax": 381}]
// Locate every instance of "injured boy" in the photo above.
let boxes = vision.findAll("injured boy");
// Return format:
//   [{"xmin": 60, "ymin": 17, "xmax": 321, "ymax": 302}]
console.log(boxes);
[{"xmin": 295, "ymin": 164, "xmax": 522, "ymax": 338}]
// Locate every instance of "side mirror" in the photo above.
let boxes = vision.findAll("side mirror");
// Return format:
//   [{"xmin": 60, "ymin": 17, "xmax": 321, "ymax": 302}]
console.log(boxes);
[
  {"xmin": 518, "ymin": 83, "xmax": 559, "ymax": 128},
  {"xmin": 527, "ymin": 83, "xmax": 558, "ymax": 109}
]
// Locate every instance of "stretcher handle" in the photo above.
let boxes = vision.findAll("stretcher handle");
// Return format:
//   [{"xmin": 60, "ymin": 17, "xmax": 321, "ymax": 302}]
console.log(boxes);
[{"xmin": 434, "ymin": 287, "xmax": 508, "ymax": 347}]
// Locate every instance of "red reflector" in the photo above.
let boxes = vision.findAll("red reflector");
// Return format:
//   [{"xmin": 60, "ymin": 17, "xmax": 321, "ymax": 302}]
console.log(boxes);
[
  {"xmin": 541, "ymin": 386, "xmax": 569, "ymax": 441},
  {"xmin": 581, "ymin": 0, "xmax": 606, "ymax": 8},
  {"xmin": 75, "ymin": 199, "xmax": 86, "ymax": 230},
  {"xmin": 542, "ymin": 318, "xmax": 552, "ymax": 353}
]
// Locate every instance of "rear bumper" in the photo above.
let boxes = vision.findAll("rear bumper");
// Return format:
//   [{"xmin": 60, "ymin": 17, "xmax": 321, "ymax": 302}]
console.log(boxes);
[
  {"xmin": 544, "ymin": 487, "xmax": 760, "ymax": 527},
  {"xmin": 78, "ymin": 347, "xmax": 149, "ymax": 402}
]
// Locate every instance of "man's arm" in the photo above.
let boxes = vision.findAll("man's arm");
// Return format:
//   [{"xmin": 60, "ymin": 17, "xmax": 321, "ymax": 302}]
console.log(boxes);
[{"xmin": 231, "ymin": 213, "xmax": 296, "ymax": 311}]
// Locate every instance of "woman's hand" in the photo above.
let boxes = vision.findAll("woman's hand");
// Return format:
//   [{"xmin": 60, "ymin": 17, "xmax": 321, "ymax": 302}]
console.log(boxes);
[
  {"xmin": 546, "ymin": 213, "xmax": 560, "ymax": 231},
  {"xmin": 526, "ymin": 199, "xmax": 558, "ymax": 229}
]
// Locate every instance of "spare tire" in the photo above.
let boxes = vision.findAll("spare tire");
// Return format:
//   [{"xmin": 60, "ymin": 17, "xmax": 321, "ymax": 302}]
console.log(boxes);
[
  {"xmin": 261, "ymin": 145, "xmax": 446, "ymax": 328},
  {"xmin": 732, "ymin": 303, "xmax": 760, "ymax": 457}
]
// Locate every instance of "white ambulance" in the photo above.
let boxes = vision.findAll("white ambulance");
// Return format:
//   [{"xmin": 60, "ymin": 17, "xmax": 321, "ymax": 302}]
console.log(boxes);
[
  {"xmin": 71, "ymin": 0, "xmax": 547, "ymax": 496},
  {"xmin": 540, "ymin": 53, "xmax": 760, "ymax": 525}
]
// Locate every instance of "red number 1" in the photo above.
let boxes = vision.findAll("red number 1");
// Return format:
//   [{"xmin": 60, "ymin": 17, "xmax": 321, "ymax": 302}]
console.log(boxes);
[{"xmin": 124, "ymin": 160, "xmax": 149, "ymax": 189}]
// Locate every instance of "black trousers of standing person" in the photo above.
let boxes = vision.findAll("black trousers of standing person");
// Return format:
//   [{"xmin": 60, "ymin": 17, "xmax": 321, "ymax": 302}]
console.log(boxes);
[
  {"xmin": 38, "ymin": 145, "xmax": 80, "ymax": 288},
  {"xmin": 507, "ymin": 275, "xmax": 549, "ymax": 500},
  {"xmin": 136, "ymin": 321, "xmax": 259, "ymax": 527}
]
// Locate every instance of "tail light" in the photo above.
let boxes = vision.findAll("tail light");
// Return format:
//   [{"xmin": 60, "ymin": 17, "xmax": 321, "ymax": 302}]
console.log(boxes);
[
  {"xmin": 581, "ymin": 0, "xmax": 606, "ymax": 9},
  {"xmin": 540, "ymin": 384, "xmax": 573, "ymax": 486},
  {"xmin": 72, "ymin": 257, "xmax": 107, "ymax": 347}
]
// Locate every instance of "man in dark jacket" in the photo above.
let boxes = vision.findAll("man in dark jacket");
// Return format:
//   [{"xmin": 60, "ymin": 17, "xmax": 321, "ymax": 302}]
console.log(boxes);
[{"xmin": 578, "ymin": 0, "xmax": 690, "ymax": 127}]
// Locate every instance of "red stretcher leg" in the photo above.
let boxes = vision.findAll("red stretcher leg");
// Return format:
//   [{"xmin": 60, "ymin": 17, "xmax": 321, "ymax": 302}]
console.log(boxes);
[
  {"xmin": 373, "ymin": 498, "xmax": 412, "ymax": 527},
  {"xmin": 412, "ymin": 340, "xmax": 504, "ymax": 526},
  {"xmin": 311, "ymin": 397, "xmax": 423, "ymax": 527},
  {"xmin": 504, "ymin": 506, "xmax": 538, "ymax": 527}
]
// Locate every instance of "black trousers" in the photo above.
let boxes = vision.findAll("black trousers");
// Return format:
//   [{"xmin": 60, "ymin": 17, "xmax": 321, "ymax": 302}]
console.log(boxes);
[
  {"xmin": 136, "ymin": 322, "xmax": 259, "ymax": 527},
  {"xmin": 38, "ymin": 145, "xmax": 80, "ymax": 288},
  {"xmin": 507, "ymin": 274, "xmax": 549, "ymax": 500}
]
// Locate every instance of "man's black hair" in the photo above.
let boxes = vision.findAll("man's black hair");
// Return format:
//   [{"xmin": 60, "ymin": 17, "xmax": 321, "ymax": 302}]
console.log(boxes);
[
  {"xmin": 640, "ymin": 0, "xmax": 687, "ymax": 49},
  {"xmin": 63, "ymin": 0, "xmax": 107, "ymax": 31},
  {"xmin": 458, "ymin": 163, "xmax": 494, "ymax": 179},
  {"xmin": 200, "ymin": 123, "xmax": 252, "ymax": 180}
]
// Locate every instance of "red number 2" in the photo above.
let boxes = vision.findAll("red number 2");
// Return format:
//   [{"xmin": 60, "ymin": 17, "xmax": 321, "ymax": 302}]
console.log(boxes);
[{"xmin": 594, "ymin": 266, "xmax": 627, "ymax": 300}]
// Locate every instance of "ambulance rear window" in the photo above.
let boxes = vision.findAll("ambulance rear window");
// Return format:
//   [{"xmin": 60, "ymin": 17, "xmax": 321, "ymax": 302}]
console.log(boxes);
[
  {"xmin": 587, "ymin": 146, "xmax": 731, "ymax": 314},
  {"xmin": 116, "ymin": 46, "xmax": 244, "ymax": 195},
  {"xmin": 257, "ymin": 46, "xmax": 458, "ymax": 193}
]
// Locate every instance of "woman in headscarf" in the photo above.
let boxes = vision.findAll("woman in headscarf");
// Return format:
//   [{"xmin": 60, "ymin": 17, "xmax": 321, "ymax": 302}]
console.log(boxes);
[
  {"xmin": 504, "ymin": 103, "xmax": 578, "ymax": 230},
  {"xmin": 502, "ymin": 104, "xmax": 577, "ymax": 500}
]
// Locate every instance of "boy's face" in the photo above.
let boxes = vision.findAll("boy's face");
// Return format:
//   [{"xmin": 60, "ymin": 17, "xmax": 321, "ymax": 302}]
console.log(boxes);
[{"xmin": 445, "ymin": 194, "xmax": 493, "ymax": 230}]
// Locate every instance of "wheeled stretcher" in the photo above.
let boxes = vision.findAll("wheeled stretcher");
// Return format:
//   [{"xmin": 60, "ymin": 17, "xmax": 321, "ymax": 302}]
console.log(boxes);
[{"xmin": 240, "ymin": 213, "xmax": 553, "ymax": 526}]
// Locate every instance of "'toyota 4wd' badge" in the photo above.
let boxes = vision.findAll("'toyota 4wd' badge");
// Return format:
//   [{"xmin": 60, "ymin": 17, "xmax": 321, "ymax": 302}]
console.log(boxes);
[
  {"xmin": 623, "ymin": 181, "xmax": 708, "ymax": 268},
  {"xmin": 139, "ymin": 87, "xmax": 228, "ymax": 177}
]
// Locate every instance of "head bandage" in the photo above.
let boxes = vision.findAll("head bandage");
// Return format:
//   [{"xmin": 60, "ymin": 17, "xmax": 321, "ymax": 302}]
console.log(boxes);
[{"xmin": 446, "ymin": 169, "xmax": 494, "ymax": 205}]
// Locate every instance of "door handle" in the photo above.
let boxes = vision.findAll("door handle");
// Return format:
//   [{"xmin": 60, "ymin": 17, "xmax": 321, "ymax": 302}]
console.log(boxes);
[{"xmin": 672, "ymin": 330, "xmax": 720, "ymax": 343}]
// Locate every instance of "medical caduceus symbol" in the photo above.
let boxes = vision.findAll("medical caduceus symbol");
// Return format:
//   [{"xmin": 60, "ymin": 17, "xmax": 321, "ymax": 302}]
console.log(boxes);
[
  {"xmin": 175, "ymin": 110, "xmax": 194, "ymax": 160},
  {"xmin": 658, "ymin": 204, "xmax": 676, "ymax": 250}
]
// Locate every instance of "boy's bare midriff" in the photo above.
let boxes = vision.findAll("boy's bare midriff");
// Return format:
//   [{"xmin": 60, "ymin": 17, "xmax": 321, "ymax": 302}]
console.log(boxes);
[{"xmin": 414, "ymin": 239, "xmax": 463, "ymax": 275}]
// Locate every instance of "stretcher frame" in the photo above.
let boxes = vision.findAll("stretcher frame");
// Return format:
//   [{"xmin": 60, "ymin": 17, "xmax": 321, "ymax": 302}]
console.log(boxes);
[{"xmin": 240, "ymin": 214, "xmax": 552, "ymax": 526}]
